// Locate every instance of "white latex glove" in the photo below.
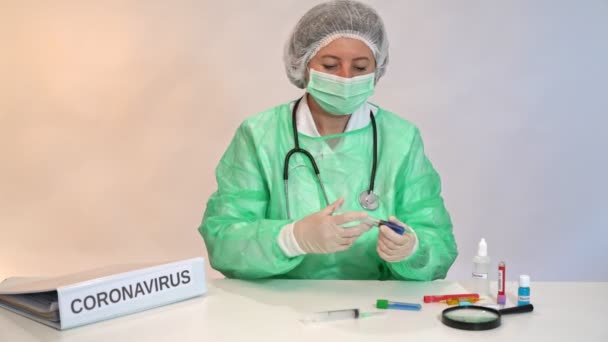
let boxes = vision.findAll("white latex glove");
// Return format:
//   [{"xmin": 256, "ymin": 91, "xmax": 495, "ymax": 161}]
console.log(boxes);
[
  {"xmin": 377, "ymin": 216, "xmax": 417, "ymax": 262},
  {"xmin": 293, "ymin": 198, "xmax": 372, "ymax": 254}
]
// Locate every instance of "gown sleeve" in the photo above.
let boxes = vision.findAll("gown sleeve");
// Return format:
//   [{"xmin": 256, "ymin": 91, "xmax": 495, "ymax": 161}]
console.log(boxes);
[
  {"xmin": 198, "ymin": 122, "xmax": 304, "ymax": 279},
  {"xmin": 385, "ymin": 127, "xmax": 458, "ymax": 280}
]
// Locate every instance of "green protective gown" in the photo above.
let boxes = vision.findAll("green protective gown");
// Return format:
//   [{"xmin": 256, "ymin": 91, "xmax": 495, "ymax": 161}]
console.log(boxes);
[{"xmin": 199, "ymin": 101, "xmax": 458, "ymax": 280}]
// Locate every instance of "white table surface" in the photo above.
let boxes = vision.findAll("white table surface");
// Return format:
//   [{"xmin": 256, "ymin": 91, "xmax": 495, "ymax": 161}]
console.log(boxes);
[{"xmin": 1, "ymin": 279, "xmax": 606, "ymax": 341}]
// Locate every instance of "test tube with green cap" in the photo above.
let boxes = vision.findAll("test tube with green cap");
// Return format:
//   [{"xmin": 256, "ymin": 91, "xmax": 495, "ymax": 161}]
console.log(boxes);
[{"xmin": 376, "ymin": 299, "xmax": 422, "ymax": 311}]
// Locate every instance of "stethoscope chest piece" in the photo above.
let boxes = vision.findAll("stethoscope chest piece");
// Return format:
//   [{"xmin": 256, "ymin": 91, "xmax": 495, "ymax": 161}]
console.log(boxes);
[{"xmin": 359, "ymin": 190, "xmax": 379, "ymax": 210}]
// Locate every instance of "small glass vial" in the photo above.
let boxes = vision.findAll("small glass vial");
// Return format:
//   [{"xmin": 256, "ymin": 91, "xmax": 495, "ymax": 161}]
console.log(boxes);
[
  {"xmin": 497, "ymin": 261, "xmax": 506, "ymax": 305},
  {"xmin": 518, "ymin": 275, "xmax": 531, "ymax": 306}
]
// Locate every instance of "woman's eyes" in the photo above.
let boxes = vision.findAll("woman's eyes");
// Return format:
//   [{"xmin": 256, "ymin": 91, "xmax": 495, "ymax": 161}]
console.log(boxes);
[{"xmin": 322, "ymin": 65, "xmax": 368, "ymax": 72}]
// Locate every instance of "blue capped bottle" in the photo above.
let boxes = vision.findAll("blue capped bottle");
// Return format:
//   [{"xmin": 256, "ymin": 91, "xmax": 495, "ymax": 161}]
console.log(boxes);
[{"xmin": 518, "ymin": 275, "xmax": 531, "ymax": 306}]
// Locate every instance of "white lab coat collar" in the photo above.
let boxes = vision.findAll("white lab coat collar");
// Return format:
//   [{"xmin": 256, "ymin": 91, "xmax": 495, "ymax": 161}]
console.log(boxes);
[{"xmin": 294, "ymin": 94, "xmax": 378, "ymax": 137}]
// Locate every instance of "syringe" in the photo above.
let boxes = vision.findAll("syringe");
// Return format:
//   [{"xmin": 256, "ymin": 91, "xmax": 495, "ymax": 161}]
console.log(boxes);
[{"xmin": 300, "ymin": 308, "xmax": 384, "ymax": 323}]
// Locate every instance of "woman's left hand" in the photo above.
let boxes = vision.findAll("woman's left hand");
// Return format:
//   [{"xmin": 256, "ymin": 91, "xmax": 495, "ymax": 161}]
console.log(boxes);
[{"xmin": 377, "ymin": 216, "xmax": 417, "ymax": 262}]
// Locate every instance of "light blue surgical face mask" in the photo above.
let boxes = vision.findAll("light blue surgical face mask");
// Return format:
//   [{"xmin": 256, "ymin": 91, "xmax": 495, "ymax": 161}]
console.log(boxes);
[{"xmin": 306, "ymin": 69, "xmax": 375, "ymax": 115}]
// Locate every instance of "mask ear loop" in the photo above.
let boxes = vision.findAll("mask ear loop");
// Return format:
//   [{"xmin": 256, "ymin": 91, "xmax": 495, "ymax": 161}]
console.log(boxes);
[{"xmin": 304, "ymin": 66, "xmax": 315, "ymax": 88}]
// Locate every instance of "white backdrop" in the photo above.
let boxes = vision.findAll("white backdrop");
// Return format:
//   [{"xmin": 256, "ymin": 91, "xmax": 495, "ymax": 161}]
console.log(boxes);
[{"xmin": 1, "ymin": 0, "xmax": 606, "ymax": 282}]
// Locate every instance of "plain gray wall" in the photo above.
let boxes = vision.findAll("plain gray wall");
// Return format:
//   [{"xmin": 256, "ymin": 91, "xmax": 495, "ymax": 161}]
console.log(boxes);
[{"xmin": 1, "ymin": 0, "xmax": 606, "ymax": 281}]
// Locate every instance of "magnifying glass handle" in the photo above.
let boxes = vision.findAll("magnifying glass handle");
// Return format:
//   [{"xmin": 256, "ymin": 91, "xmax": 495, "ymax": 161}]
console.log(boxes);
[{"xmin": 499, "ymin": 304, "xmax": 534, "ymax": 315}]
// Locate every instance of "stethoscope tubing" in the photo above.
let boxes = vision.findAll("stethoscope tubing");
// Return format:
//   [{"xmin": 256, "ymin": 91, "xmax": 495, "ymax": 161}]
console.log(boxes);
[{"xmin": 283, "ymin": 96, "xmax": 378, "ymax": 218}]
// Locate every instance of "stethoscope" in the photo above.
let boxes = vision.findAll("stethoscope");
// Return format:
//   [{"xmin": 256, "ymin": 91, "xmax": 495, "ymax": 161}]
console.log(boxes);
[{"xmin": 283, "ymin": 96, "xmax": 379, "ymax": 219}]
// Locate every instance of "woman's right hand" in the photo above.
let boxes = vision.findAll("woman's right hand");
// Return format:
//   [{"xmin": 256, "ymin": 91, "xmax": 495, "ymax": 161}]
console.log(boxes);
[{"xmin": 293, "ymin": 198, "xmax": 372, "ymax": 254}]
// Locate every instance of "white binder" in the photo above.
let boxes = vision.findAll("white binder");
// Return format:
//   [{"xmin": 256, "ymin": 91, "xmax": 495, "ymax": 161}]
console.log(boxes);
[{"xmin": 0, "ymin": 257, "xmax": 207, "ymax": 330}]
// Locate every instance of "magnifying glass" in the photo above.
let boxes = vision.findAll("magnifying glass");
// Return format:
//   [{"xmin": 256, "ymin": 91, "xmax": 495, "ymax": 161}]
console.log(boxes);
[{"xmin": 441, "ymin": 304, "xmax": 534, "ymax": 330}]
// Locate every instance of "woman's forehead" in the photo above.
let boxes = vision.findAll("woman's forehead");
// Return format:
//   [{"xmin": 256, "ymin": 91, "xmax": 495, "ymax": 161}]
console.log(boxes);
[{"xmin": 315, "ymin": 38, "xmax": 374, "ymax": 60}]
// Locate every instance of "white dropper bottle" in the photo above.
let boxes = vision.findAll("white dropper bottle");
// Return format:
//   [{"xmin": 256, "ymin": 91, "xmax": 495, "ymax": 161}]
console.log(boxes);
[{"xmin": 472, "ymin": 238, "xmax": 491, "ymax": 296}]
